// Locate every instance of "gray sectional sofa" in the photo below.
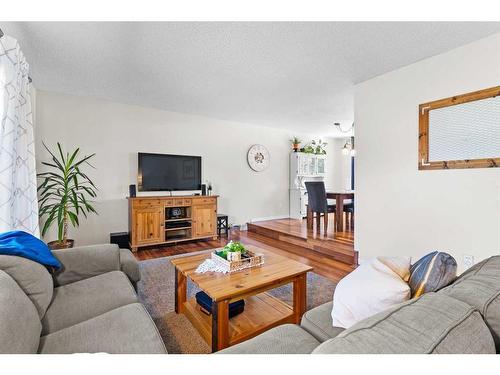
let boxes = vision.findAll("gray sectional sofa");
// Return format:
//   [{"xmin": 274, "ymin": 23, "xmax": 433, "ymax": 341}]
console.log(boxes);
[
  {"xmin": 220, "ymin": 256, "xmax": 500, "ymax": 354},
  {"xmin": 0, "ymin": 244, "xmax": 166, "ymax": 354},
  {"xmin": 2, "ymin": 241, "xmax": 498, "ymax": 355}
]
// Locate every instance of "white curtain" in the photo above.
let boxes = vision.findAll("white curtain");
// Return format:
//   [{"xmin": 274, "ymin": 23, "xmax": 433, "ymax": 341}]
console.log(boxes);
[{"xmin": 0, "ymin": 35, "xmax": 40, "ymax": 237}]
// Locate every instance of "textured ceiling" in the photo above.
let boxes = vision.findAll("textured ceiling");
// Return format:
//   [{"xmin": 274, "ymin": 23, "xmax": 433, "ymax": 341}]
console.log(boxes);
[{"xmin": 2, "ymin": 22, "xmax": 500, "ymax": 136}]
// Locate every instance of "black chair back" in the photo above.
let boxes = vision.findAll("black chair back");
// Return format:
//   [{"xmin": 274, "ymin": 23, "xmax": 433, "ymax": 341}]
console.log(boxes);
[{"xmin": 304, "ymin": 181, "xmax": 328, "ymax": 213}]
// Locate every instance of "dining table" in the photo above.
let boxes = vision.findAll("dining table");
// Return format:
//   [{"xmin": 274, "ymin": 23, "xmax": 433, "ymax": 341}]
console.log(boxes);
[{"xmin": 326, "ymin": 191, "xmax": 355, "ymax": 232}]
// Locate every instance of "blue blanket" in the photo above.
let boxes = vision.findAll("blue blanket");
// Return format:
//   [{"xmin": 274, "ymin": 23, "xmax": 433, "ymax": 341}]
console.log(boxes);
[{"xmin": 0, "ymin": 230, "xmax": 61, "ymax": 269}]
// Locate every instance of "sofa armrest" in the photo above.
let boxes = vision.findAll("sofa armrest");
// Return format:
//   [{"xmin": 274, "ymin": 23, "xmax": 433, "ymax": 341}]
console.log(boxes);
[
  {"xmin": 51, "ymin": 244, "xmax": 121, "ymax": 286},
  {"xmin": 119, "ymin": 248, "xmax": 141, "ymax": 284}
]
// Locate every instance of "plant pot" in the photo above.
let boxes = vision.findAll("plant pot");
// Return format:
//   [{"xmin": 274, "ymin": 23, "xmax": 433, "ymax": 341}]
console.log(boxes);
[
  {"xmin": 48, "ymin": 239, "xmax": 75, "ymax": 250},
  {"xmin": 293, "ymin": 144, "xmax": 300, "ymax": 152}
]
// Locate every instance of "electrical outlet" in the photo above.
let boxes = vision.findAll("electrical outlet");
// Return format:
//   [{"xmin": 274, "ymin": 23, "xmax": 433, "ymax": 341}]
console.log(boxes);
[{"xmin": 463, "ymin": 255, "xmax": 475, "ymax": 270}]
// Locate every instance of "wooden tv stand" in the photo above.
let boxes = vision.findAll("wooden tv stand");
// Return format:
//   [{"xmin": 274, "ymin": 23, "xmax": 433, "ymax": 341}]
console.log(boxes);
[{"xmin": 128, "ymin": 195, "xmax": 218, "ymax": 252}]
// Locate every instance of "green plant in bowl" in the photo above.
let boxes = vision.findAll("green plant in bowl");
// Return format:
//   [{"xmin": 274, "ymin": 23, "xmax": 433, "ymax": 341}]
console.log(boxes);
[
  {"xmin": 215, "ymin": 250, "xmax": 226, "ymax": 259},
  {"xmin": 217, "ymin": 241, "xmax": 246, "ymax": 259},
  {"xmin": 224, "ymin": 241, "xmax": 246, "ymax": 253}
]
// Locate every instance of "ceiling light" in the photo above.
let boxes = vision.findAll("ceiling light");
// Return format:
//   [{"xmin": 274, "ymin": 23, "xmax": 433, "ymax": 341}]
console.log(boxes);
[{"xmin": 334, "ymin": 122, "xmax": 354, "ymax": 133}]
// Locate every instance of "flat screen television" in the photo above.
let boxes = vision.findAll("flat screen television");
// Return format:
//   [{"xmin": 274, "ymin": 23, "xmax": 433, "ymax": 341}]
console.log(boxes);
[{"xmin": 138, "ymin": 153, "xmax": 202, "ymax": 191}]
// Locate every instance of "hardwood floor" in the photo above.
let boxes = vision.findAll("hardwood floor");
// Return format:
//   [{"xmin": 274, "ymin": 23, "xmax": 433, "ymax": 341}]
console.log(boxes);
[
  {"xmin": 248, "ymin": 215, "xmax": 357, "ymax": 266},
  {"xmin": 234, "ymin": 230, "xmax": 355, "ymax": 282},
  {"xmin": 133, "ymin": 228, "xmax": 354, "ymax": 283},
  {"xmin": 251, "ymin": 215, "xmax": 354, "ymax": 242},
  {"xmin": 133, "ymin": 238, "xmax": 226, "ymax": 260}
]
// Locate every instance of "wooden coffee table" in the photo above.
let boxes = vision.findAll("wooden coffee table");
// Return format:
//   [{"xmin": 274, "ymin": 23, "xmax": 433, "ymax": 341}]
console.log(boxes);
[{"xmin": 171, "ymin": 246, "xmax": 313, "ymax": 352}]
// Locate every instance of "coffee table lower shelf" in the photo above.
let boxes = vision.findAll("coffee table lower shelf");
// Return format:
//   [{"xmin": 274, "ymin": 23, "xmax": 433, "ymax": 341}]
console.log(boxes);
[{"xmin": 182, "ymin": 292, "xmax": 295, "ymax": 350}]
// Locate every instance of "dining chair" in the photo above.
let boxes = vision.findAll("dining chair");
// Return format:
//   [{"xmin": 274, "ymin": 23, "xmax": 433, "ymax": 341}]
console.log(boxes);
[
  {"xmin": 304, "ymin": 181, "xmax": 336, "ymax": 233},
  {"xmin": 343, "ymin": 200, "xmax": 354, "ymax": 230}
]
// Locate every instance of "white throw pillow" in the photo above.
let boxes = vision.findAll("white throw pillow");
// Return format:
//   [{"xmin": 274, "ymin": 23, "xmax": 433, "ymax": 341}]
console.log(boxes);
[
  {"xmin": 331, "ymin": 256, "xmax": 411, "ymax": 328},
  {"xmin": 377, "ymin": 256, "xmax": 411, "ymax": 282}
]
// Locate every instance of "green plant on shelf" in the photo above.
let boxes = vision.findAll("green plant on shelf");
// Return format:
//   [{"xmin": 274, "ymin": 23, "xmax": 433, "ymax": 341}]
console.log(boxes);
[
  {"xmin": 301, "ymin": 145, "xmax": 315, "ymax": 154},
  {"xmin": 311, "ymin": 139, "xmax": 327, "ymax": 155}
]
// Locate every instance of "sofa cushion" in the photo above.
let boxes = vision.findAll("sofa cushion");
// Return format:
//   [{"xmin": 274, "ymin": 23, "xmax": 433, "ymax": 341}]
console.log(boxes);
[
  {"xmin": 0, "ymin": 255, "xmax": 53, "ymax": 319},
  {"xmin": 409, "ymin": 251, "xmax": 457, "ymax": 298},
  {"xmin": 119, "ymin": 248, "xmax": 141, "ymax": 283},
  {"xmin": 42, "ymin": 270, "xmax": 137, "ymax": 334},
  {"xmin": 38, "ymin": 303, "xmax": 166, "ymax": 354},
  {"xmin": 300, "ymin": 302, "xmax": 345, "ymax": 342},
  {"xmin": 51, "ymin": 244, "xmax": 121, "ymax": 286},
  {"xmin": 439, "ymin": 256, "xmax": 500, "ymax": 351},
  {"xmin": 332, "ymin": 257, "xmax": 411, "ymax": 328},
  {"xmin": 218, "ymin": 324, "xmax": 320, "ymax": 354},
  {"xmin": 0, "ymin": 270, "xmax": 42, "ymax": 353},
  {"xmin": 312, "ymin": 293, "xmax": 495, "ymax": 354}
]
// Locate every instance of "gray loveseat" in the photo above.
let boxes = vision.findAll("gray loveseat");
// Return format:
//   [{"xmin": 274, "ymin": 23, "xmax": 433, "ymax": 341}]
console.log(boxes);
[
  {"xmin": 0, "ymin": 244, "xmax": 166, "ymax": 354},
  {"xmin": 220, "ymin": 256, "xmax": 500, "ymax": 354}
]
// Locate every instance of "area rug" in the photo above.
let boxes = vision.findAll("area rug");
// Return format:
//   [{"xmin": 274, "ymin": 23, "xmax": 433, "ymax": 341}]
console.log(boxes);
[{"xmin": 137, "ymin": 251, "xmax": 337, "ymax": 354}]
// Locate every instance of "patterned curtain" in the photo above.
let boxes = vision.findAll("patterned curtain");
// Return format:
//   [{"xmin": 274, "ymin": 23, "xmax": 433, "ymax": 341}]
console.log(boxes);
[{"xmin": 0, "ymin": 35, "xmax": 40, "ymax": 237}]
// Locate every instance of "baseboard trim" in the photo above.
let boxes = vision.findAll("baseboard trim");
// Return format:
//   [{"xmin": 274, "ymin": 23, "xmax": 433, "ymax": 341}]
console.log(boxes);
[{"xmin": 249, "ymin": 215, "xmax": 290, "ymax": 223}]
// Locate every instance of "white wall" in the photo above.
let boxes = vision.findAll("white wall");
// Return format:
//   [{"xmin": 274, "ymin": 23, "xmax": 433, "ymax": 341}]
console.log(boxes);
[
  {"xmin": 34, "ymin": 90, "xmax": 335, "ymax": 245},
  {"xmin": 324, "ymin": 137, "xmax": 352, "ymax": 191},
  {"xmin": 355, "ymin": 33, "xmax": 500, "ymax": 272}
]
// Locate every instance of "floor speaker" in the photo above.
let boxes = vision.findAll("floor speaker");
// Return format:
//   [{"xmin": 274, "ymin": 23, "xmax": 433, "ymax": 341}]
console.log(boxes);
[
  {"xmin": 129, "ymin": 184, "xmax": 136, "ymax": 197},
  {"xmin": 110, "ymin": 232, "xmax": 130, "ymax": 249}
]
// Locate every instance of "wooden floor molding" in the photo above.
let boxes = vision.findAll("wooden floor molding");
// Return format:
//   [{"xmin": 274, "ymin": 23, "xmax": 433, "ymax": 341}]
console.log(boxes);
[{"xmin": 247, "ymin": 217, "xmax": 358, "ymax": 266}]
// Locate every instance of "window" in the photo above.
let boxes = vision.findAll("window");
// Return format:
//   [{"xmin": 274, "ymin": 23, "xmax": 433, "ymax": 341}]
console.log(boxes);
[{"xmin": 418, "ymin": 86, "xmax": 500, "ymax": 170}]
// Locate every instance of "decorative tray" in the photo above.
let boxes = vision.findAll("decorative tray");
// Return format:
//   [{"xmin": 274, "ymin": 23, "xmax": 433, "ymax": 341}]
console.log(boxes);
[{"xmin": 210, "ymin": 250, "xmax": 265, "ymax": 273}]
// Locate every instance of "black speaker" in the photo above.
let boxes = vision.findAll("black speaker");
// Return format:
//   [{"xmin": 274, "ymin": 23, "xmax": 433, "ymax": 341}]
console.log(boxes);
[
  {"xmin": 110, "ymin": 232, "xmax": 130, "ymax": 249},
  {"xmin": 201, "ymin": 184, "xmax": 207, "ymax": 196},
  {"xmin": 129, "ymin": 184, "xmax": 136, "ymax": 197}
]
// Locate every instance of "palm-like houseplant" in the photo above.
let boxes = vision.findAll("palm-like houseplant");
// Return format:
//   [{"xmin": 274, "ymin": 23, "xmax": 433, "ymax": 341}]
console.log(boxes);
[{"xmin": 37, "ymin": 143, "xmax": 97, "ymax": 249}]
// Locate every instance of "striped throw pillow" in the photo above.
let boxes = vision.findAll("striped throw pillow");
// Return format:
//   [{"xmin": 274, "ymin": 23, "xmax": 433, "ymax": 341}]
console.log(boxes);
[{"xmin": 409, "ymin": 251, "xmax": 457, "ymax": 298}]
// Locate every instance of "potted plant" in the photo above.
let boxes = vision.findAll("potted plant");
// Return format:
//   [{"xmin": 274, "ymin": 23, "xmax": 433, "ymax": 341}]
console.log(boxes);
[
  {"xmin": 312, "ymin": 139, "xmax": 327, "ymax": 155},
  {"xmin": 290, "ymin": 136, "xmax": 302, "ymax": 152},
  {"xmin": 37, "ymin": 142, "xmax": 98, "ymax": 249},
  {"xmin": 216, "ymin": 240, "xmax": 247, "ymax": 260}
]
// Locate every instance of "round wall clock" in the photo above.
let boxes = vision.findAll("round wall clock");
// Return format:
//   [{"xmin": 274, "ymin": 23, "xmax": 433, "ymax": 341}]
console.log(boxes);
[{"xmin": 247, "ymin": 144, "xmax": 270, "ymax": 172}]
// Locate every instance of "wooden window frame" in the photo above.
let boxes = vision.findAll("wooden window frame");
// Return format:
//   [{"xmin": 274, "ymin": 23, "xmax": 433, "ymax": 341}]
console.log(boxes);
[{"xmin": 418, "ymin": 86, "xmax": 500, "ymax": 170}]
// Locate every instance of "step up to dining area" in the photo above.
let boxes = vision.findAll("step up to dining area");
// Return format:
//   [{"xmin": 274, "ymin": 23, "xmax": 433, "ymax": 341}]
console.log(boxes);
[{"xmin": 247, "ymin": 217, "xmax": 357, "ymax": 266}]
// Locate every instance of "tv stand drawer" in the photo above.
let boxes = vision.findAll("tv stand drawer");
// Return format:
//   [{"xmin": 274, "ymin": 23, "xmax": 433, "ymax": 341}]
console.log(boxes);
[
  {"xmin": 164, "ymin": 198, "xmax": 192, "ymax": 207},
  {"xmin": 133, "ymin": 199, "xmax": 162, "ymax": 208},
  {"xmin": 194, "ymin": 197, "xmax": 216, "ymax": 205},
  {"xmin": 174, "ymin": 198, "xmax": 185, "ymax": 206}
]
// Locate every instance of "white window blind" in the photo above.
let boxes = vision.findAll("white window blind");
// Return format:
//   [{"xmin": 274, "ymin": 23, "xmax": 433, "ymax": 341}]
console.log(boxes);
[{"xmin": 428, "ymin": 95, "xmax": 500, "ymax": 162}]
